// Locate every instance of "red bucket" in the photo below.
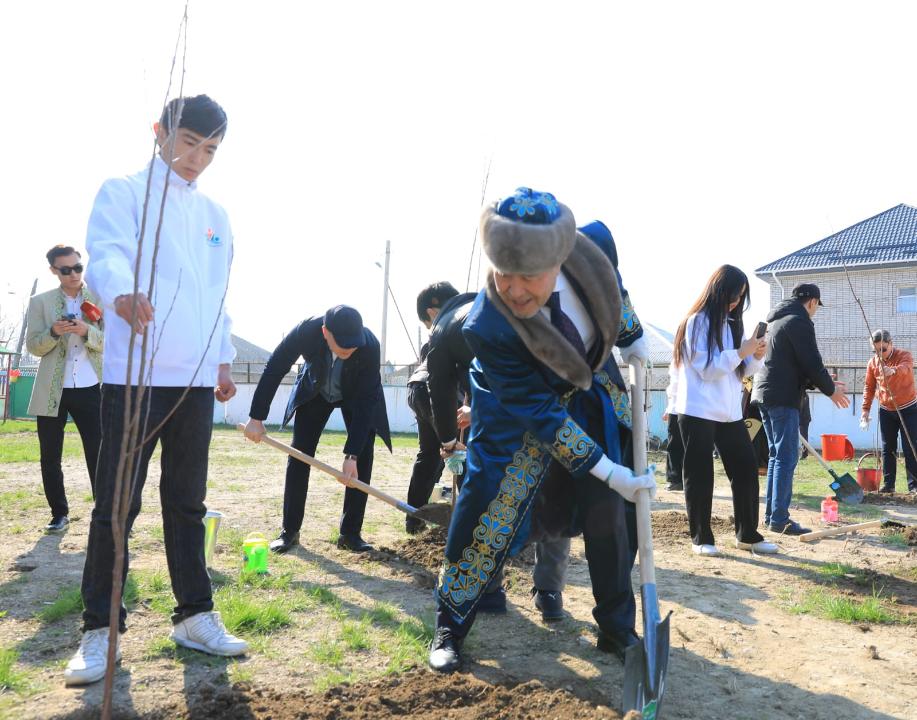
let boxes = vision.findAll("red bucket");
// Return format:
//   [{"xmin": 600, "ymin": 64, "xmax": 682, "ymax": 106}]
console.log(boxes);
[
  {"xmin": 821, "ymin": 434, "xmax": 854, "ymax": 461},
  {"xmin": 856, "ymin": 453, "xmax": 881, "ymax": 492}
]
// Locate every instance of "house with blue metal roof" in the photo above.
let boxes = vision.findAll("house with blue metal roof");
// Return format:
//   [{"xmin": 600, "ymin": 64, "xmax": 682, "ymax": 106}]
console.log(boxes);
[{"xmin": 755, "ymin": 204, "xmax": 917, "ymax": 364}]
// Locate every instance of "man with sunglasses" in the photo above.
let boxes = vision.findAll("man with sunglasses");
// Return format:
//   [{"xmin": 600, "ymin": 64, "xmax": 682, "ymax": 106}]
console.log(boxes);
[
  {"xmin": 26, "ymin": 245, "xmax": 103, "ymax": 534},
  {"xmin": 861, "ymin": 330, "xmax": 917, "ymax": 493}
]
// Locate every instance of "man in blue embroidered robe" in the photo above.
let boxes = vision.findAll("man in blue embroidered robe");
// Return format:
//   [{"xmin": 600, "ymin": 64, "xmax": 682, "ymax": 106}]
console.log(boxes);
[{"xmin": 429, "ymin": 188, "xmax": 657, "ymax": 673}]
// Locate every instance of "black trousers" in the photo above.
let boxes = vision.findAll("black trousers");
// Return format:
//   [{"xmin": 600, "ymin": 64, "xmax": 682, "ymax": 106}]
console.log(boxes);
[
  {"xmin": 37, "ymin": 384, "xmax": 102, "ymax": 517},
  {"xmin": 665, "ymin": 413, "xmax": 684, "ymax": 484},
  {"xmin": 678, "ymin": 414, "xmax": 765, "ymax": 546},
  {"xmin": 407, "ymin": 383, "xmax": 443, "ymax": 508},
  {"xmin": 879, "ymin": 404, "xmax": 917, "ymax": 491},
  {"xmin": 82, "ymin": 385, "xmax": 214, "ymax": 632},
  {"xmin": 284, "ymin": 396, "xmax": 375, "ymax": 536}
]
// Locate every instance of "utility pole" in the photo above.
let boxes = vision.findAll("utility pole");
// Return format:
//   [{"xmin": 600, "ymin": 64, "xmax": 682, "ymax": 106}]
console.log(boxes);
[
  {"xmin": 12, "ymin": 278, "xmax": 38, "ymax": 369},
  {"xmin": 380, "ymin": 240, "xmax": 390, "ymax": 370}
]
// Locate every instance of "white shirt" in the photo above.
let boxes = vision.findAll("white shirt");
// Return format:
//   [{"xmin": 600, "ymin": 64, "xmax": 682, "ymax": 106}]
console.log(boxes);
[
  {"xmin": 86, "ymin": 156, "xmax": 236, "ymax": 387},
  {"xmin": 62, "ymin": 292, "xmax": 99, "ymax": 388},
  {"xmin": 541, "ymin": 272, "xmax": 617, "ymax": 481},
  {"xmin": 670, "ymin": 311, "xmax": 763, "ymax": 423}
]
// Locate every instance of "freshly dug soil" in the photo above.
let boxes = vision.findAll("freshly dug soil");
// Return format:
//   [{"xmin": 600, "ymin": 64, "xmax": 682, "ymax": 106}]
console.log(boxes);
[
  {"xmin": 376, "ymin": 527, "xmax": 535, "ymax": 575},
  {"xmin": 861, "ymin": 491, "xmax": 917, "ymax": 506},
  {"xmin": 649, "ymin": 510, "xmax": 736, "ymax": 545},
  {"xmin": 59, "ymin": 671, "xmax": 622, "ymax": 719}
]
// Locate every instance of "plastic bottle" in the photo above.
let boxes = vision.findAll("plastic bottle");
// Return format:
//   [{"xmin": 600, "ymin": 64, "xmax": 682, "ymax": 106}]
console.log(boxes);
[{"xmin": 820, "ymin": 497, "xmax": 839, "ymax": 523}]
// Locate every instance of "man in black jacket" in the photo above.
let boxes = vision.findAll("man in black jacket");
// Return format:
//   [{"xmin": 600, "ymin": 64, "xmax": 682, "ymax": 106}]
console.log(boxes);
[
  {"xmin": 752, "ymin": 284, "xmax": 849, "ymax": 535},
  {"xmin": 404, "ymin": 282, "xmax": 462, "ymax": 535},
  {"xmin": 243, "ymin": 305, "xmax": 392, "ymax": 553}
]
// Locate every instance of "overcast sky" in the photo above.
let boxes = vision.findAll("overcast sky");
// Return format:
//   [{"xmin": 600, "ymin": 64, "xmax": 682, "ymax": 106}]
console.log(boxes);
[{"xmin": 2, "ymin": 1, "xmax": 915, "ymax": 364}]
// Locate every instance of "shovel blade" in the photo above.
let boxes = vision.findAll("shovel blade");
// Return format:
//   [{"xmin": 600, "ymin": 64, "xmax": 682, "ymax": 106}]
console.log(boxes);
[
  {"xmin": 623, "ymin": 612, "xmax": 671, "ymax": 719},
  {"xmin": 410, "ymin": 502, "xmax": 453, "ymax": 528},
  {"xmin": 830, "ymin": 473, "xmax": 864, "ymax": 505}
]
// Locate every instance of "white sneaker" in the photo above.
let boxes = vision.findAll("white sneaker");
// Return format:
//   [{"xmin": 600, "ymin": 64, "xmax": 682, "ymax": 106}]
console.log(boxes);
[
  {"xmin": 691, "ymin": 543, "xmax": 720, "ymax": 557},
  {"xmin": 170, "ymin": 611, "xmax": 248, "ymax": 656},
  {"xmin": 64, "ymin": 627, "xmax": 121, "ymax": 686},
  {"xmin": 736, "ymin": 540, "xmax": 779, "ymax": 553}
]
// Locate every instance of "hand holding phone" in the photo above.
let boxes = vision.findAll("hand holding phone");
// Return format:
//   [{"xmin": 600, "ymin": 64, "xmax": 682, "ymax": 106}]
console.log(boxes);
[{"xmin": 754, "ymin": 321, "xmax": 767, "ymax": 339}]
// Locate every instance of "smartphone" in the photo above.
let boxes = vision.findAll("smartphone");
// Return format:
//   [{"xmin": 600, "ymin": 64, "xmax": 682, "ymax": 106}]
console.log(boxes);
[{"xmin": 754, "ymin": 321, "xmax": 767, "ymax": 339}]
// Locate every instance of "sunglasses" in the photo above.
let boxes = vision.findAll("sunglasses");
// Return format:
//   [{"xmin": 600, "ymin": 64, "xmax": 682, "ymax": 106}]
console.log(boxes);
[{"xmin": 54, "ymin": 263, "xmax": 84, "ymax": 275}]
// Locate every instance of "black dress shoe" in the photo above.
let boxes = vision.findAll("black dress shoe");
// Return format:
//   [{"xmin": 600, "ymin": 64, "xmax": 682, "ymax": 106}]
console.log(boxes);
[
  {"xmin": 596, "ymin": 629, "xmax": 640, "ymax": 663},
  {"xmin": 337, "ymin": 533, "xmax": 373, "ymax": 552},
  {"xmin": 428, "ymin": 626, "xmax": 462, "ymax": 673},
  {"xmin": 532, "ymin": 588, "xmax": 564, "ymax": 622},
  {"xmin": 766, "ymin": 520, "xmax": 811, "ymax": 535},
  {"xmin": 269, "ymin": 531, "xmax": 299, "ymax": 554},
  {"xmin": 665, "ymin": 481, "xmax": 684, "ymax": 491},
  {"xmin": 45, "ymin": 516, "xmax": 70, "ymax": 533},
  {"xmin": 878, "ymin": 485, "xmax": 895, "ymax": 494},
  {"xmin": 477, "ymin": 587, "xmax": 507, "ymax": 614}
]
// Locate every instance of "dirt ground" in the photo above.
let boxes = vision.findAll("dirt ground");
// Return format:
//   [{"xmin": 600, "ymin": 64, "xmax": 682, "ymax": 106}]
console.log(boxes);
[{"xmin": 1, "ymin": 428, "xmax": 915, "ymax": 719}]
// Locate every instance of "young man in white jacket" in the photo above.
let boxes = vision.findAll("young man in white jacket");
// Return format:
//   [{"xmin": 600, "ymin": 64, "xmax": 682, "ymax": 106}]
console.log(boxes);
[{"xmin": 65, "ymin": 94, "xmax": 248, "ymax": 687}]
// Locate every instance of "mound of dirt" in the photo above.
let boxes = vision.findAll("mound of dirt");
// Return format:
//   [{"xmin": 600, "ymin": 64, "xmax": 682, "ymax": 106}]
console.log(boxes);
[
  {"xmin": 376, "ymin": 527, "xmax": 535, "ymax": 575},
  {"xmin": 861, "ymin": 492, "xmax": 917, "ymax": 506},
  {"xmin": 650, "ymin": 510, "xmax": 735, "ymax": 545},
  {"xmin": 105, "ymin": 671, "xmax": 622, "ymax": 720}
]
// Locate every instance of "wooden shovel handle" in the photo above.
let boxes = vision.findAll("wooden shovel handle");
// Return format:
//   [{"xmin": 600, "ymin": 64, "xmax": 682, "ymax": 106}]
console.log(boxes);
[
  {"xmin": 799, "ymin": 519, "xmax": 884, "ymax": 542},
  {"xmin": 237, "ymin": 424, "xmax": 415, "ymax": 514},
  {"xmin": 799, "ymin": 434, "xmax": 835, "ymax": 475},
  {"xmin": 629, "ymin": 361, "xmax": 656, "ymax": 586}
]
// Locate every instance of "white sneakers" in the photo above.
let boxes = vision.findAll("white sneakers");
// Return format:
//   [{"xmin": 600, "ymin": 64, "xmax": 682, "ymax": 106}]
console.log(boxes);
[
  {"xmin": 735, "ymin": 540, "xmax": 779, "ymax": 553},
  {"xmin": 65, "ymin": 612, "xmax": 247, "ymax": 686},
  {"xmin": 64, "ymin": 628, "xmax": 121, "ymax": 686},
  {"xmin": 170, "ymin": 611, "xmax": 248, "ymax": 656},
  {"xmin": 691, "ymin": 543, "xmax": 720, "ymax": 557}
]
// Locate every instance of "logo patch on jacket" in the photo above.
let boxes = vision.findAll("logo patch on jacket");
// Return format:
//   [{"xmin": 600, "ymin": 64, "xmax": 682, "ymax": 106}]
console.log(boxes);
[{"xmin": 206, "ymin": 228, "xmax": 222, "ymax": 246}]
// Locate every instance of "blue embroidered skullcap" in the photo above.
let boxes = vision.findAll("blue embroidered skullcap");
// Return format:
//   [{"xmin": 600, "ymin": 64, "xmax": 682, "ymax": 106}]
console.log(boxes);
[
  {"xmin": 481, "ymin": 187, "xmax": 576, "ymax": 274},
  {"xmin": 496, "ymin": 187, "xmax": 561, "ymax": 225}
]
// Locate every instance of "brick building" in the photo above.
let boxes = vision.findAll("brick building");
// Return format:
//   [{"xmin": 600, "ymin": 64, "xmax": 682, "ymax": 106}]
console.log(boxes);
[{"xmin": 755, "ymin": 204, "xmax": 917, "ymax": 366}]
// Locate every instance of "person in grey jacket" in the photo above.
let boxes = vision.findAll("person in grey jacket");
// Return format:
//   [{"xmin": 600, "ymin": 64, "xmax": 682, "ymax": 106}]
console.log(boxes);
[{"xmin": 752, "ymin": 283, "xmax": 849, "ymax": 534}]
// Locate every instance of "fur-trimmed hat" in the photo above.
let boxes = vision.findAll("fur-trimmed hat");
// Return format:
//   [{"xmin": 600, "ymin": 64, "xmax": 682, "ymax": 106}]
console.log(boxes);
[{"xmin": 480, "ymin": 187, "xmax": 576, "ymax": 274}]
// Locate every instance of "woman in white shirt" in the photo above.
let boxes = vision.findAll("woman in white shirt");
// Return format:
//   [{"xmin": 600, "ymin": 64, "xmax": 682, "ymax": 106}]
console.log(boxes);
[{"xmin": 669, "ymin": 265, "xmax": 775, "ymax": 556}]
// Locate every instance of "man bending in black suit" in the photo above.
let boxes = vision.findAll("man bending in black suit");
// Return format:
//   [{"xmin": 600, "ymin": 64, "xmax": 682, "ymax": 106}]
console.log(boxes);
[{"xmin": 243, "ymin": 305, "xmax": 392, "ymax": 553}]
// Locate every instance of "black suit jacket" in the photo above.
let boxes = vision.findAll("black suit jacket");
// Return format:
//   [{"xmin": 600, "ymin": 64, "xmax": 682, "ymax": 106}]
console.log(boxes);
[
  {"xmin": 426, "ymin": 292, "xmax": 477, "ymax": 443},
  {"xmin": 249, "ymin": 316, "xmax": 392, "ymax": 456}
]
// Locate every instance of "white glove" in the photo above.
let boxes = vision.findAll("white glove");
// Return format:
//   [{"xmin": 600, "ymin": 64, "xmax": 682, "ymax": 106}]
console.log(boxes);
[
  {"xmin": 619, "ymin": 336, "xmax": 649, "ymax": 366},
  {"xmin": 604, "ymin": 462, "xmax": 657, "ymax": 502}
]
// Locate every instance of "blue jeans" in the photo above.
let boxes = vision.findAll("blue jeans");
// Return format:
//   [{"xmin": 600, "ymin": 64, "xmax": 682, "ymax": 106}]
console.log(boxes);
[{"xmin": 759, "ymin": 405, "xmax": 800, "ymax": 527}]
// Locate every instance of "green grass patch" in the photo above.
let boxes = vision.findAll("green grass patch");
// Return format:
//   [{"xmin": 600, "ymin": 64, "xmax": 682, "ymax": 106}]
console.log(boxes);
[
  {"xmin": 238, "ymin": 570, "xmax": 292, "ymax": 590},
  {"xmin": 0, "ymin": 647, "xmax": 29, "ymax": 694},
  {"xmin": 0, "ymin": 433, "xmax": 83, "ymax": 464},
  {"xmin": 340, "ymin": 619, "xmax": 372, "ymax": 651},
  {"xmin": 36, "ymin": 586, "xmax": 83, "ymax": 623},
  {"xmin": 228, "ymin": 663, "xmax": 254, "ymax": 685},
  {"xmin": 364, "ymin": 602, "xmax": 399, "ymax": 627},
  {"xmin": 787, "ymin": 586, "xmax": 900, "ymax": 624},
  {"xmin": 313, "ymin": 669, "xmax": 355, "ymax": 693},
  {"xmin": 307, "ymin": 585, "xmax": 346, "ymax": 620},
  {"xmin": 813, "ymin": 562, "xmax": 869, "ymax": 584},
  {"xmin": 215, "ymin": 587, "xmax": 293, "ymax": 635},
  {"xmin": 380, "ymin": 617, "xmax": 435, "ymax": 674},
  {"xmin": 0, "ymin": 488, "xmax": 45, "ymax": 512},
  {"xmin": 309, "ymin": 637, "xmax": 345, "ymax": 666},
  {"xmin": 37, "ymin": 575, "xmax": 139, "ymax": 623},
  {"xmin": 879, "ymin": 533, "xmax": 909, "ymax": 548}
]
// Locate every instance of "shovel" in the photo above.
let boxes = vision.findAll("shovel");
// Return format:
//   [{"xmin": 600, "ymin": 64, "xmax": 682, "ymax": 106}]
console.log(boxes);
[
  {"xmin": 622, "ymin": 361, "xmax": 671, "ymax": 720},
  {"xmin": 237, "ymin": 424, "xmax": 452, "ymax": 527},
  {"xmin": 799, "ymin": 435, "xmax": 864, "ymax": 505}
]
